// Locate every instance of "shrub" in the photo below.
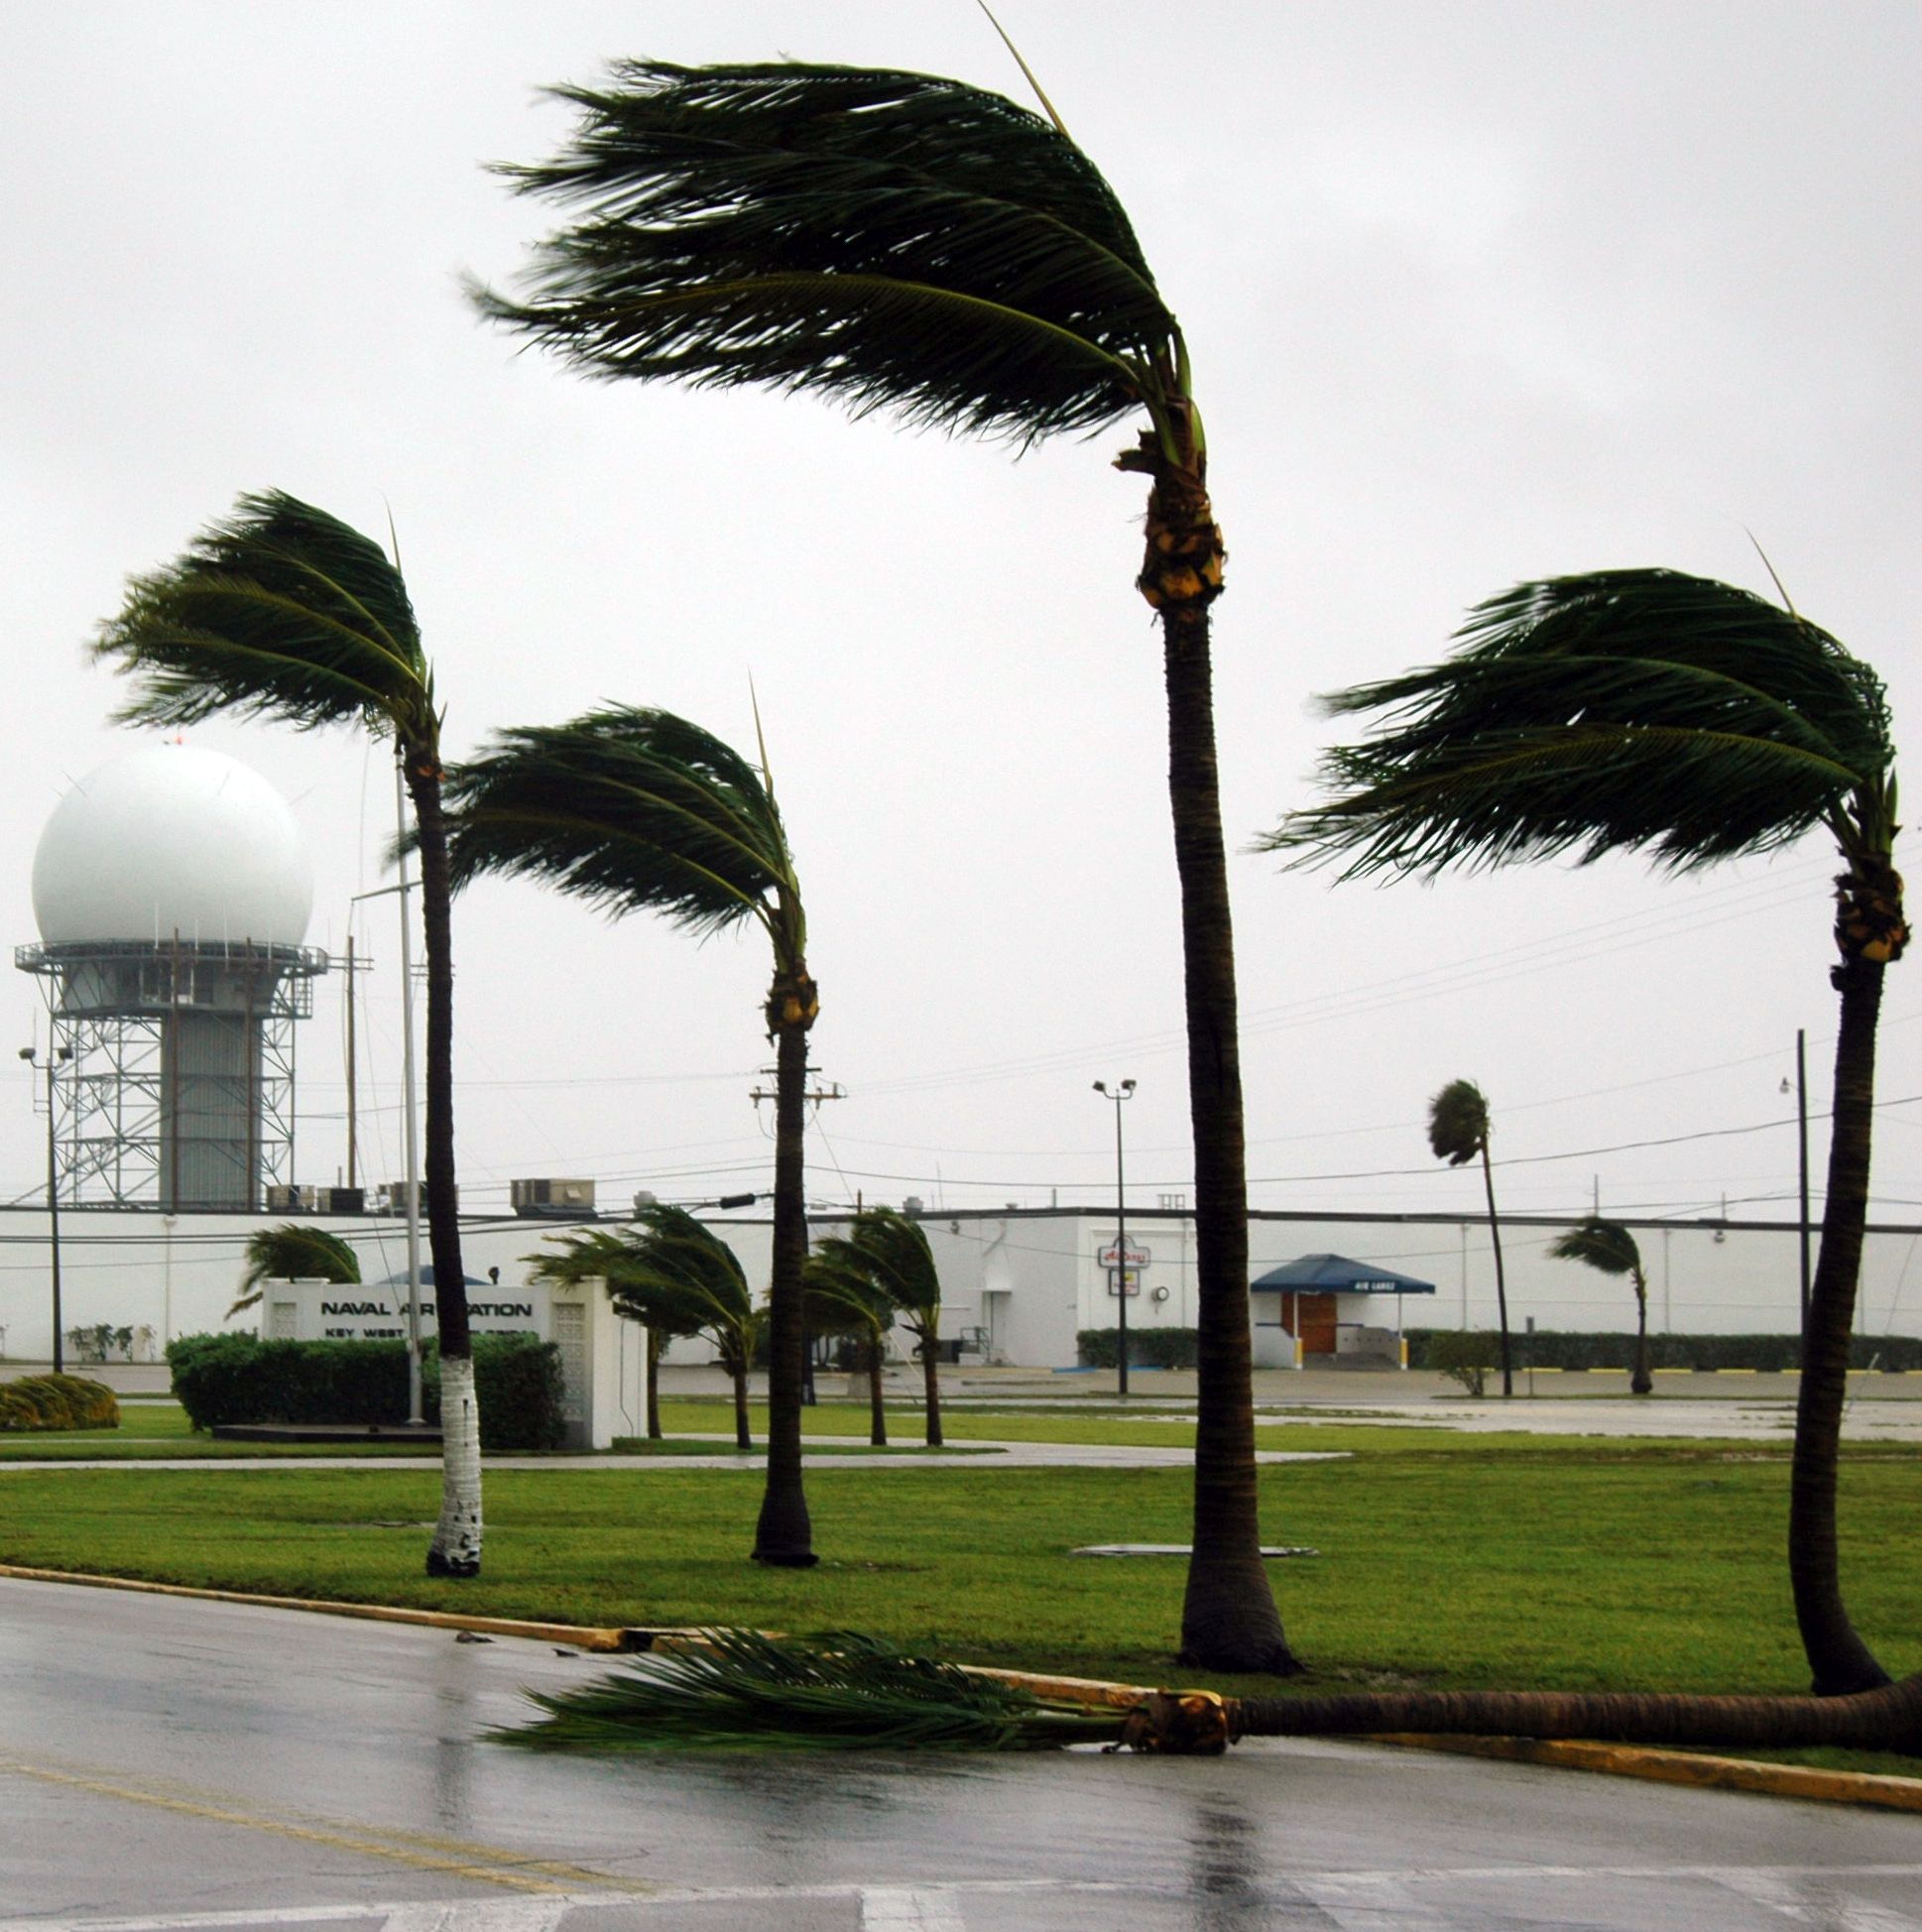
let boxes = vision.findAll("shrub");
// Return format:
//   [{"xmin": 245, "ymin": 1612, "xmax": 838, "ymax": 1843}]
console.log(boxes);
[
  {"xmin": 425, "ymin": 1335, "xmax": 566, "ymax": 1452},
  {"xmin": 1424, "ymin": 1329, "xmax": 1501, "ymax": 1396},
  {"xmin": 1406, "ymin": 1329, "xmax": 1922, "ymax": 1374},
  {"xmin": 0, "ymin": 1373, "xmax": 119, "ymax": 1431},
  {"xmin": 1076, "ymin": 1326, "xmax": 1200, "ymax": 1371}
]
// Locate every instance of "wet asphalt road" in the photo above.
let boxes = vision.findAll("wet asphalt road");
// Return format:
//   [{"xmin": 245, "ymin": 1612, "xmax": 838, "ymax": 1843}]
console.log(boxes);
[{"xmin": 0, "ymin": 1577, "xmax": 1917, "ymax": 1930}]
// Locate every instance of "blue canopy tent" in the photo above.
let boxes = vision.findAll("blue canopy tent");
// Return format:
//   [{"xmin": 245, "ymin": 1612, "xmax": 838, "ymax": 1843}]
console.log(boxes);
[{"xmin": 1249, "ymin": 1253, "xmax": 1437, "ymax": 1366}]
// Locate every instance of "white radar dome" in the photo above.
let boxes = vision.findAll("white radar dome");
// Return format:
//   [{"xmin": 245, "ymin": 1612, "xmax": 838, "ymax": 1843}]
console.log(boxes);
[{"xmin": 33, "ymin": 742, "xmax": 313, "ymax": 948}]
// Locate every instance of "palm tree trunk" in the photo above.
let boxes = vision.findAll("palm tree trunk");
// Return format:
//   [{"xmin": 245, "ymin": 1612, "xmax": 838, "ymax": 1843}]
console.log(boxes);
[
  {"xmin": 919, "ymin": 1328, "xmax": 944, "ymax": 1448},
  {"xmin": 1479, "ymin": 1142, "xmax": 1513, "ymax": 1398},
  {"xmin": 406, "ymin": 752, "xmax": 481, "ymax": 1580},
  {"xmin": 867, "ymin": 1330, "xmax": 888, "ymax": 1447},
  {"xmin": 729, "ymin": 1346, "xmax": 753, "ymax": 1450},
  {"xmin": 1630, "ymin": 1280, "xmax": 1652, "ymax": 1395},
  {"xmin": 1233, "ymin": 1671, "xmax": 1922, "ymax": 1751},
  {"xmin": 1147, "ymin": 466, "xmax": 1298, "ymax": 1675},
  {"xmin": 646, "ymin": 1327, "xmax": 663, "ymax": 1439},
  {"xmin": 1790, "ymin": 954, "xmax": 1892, "ymax": 1693},
  {"xmin": 753, "ymin": 1012, "xmax": 815, "ymax": 1563}
]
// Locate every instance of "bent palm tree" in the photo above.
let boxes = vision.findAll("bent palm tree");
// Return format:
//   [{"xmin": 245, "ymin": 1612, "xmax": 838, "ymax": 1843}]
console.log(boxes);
[
  {"xmin": 480, "ymin": 60, "xmax": 1293, "ymax": 1671},
  {"xmin": 229, "ymin": 1223, "xmax": 359, "ymax": 1320},
  {"xmin": 1551, "ymin": 1216, "xmax": 1652, "ymax": 1394},
  {"xmin": 1264, "ymin": 567, "xmax": 1903, "ymax": 1695},
  {"xmin": 804, "ymin": 1244, "xmax": 896, "ymax": 1447},
  {"xmin": 93, "ymin": 491, "xmax": 483, "ymax": 1577},
  {"xmin": 442, "ymin": 705, "xmax": 818, "ymax": 1562},
  {"xmin": 846, "ymin": 1207, "xmax": 946, "ymax": 1448},
  {"xmin": 530, "ymin": 1211, "xmax": 760, "ymax": 1445},
  {"xmin": 1427, "ymin": 1079, "xmax": 1512, "ymax": 1397}
]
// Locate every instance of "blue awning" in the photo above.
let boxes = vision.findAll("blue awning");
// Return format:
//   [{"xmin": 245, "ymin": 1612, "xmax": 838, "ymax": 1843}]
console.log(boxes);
[{"xmin": 1250, "ymin": 1252, "xmax": 1437, "ymax": 1295}]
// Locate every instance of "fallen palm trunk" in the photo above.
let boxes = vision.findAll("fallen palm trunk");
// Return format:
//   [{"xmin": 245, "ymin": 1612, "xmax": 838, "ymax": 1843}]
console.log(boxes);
[{"xmin": 496, "ymin": 1629, "xmax": 1922, "ymax": 1758}]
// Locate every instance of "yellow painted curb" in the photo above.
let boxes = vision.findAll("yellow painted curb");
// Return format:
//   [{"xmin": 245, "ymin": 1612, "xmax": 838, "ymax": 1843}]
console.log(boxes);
[{"xmin": 1369, "ymin": 1732, "xmax": 1922, "ymax": 1815}]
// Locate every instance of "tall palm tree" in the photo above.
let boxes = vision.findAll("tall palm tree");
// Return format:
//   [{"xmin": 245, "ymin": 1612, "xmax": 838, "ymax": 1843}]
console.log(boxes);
[
  {"xmin": 1263, "ymin": 567, "xmax": 1903, "ymax": 1696},
  {"xmin": 1551, "ymin": 1215, "xmax": 1653, "ymax": 1394},
  {"xmin": 845, "ymin": 1207, "xmax": 946, "ymax": 1448},
  {"xmin": 92, "ymin": 491, "xmax": 484, "ymax": 1577},
  {"xmin": 478, "ymin": 59, "xmax": 1294, "ymax": 1672},
  {"xmin": 229, "ymin": 1223, "xmax": 359, "ymax": 1320},
  {"xmin": 529, "ymin": 1211, "xmax": 761, "ymax": 1446},
  {"xmin": 441, "ymin": 705, "xmax": 819, "ymax": 1562},
  {"xmin": 804, "ymin": 1243, "xmax": 896, "ymax": 1447},
  {"xmin": 1427, "ymin": 1079, "xmax": 1512, "ymax": 1397}
]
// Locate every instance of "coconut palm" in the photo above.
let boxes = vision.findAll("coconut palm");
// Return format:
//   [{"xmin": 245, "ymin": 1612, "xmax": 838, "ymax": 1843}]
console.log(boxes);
[
  {"xmin": 1263, "ymin": 566, "xmax": 1903, "ymax": 1695},
  {"xmin": 229, "ymin": 1223, "xmax": 359, "ymax": 1320},
  {"xmin": 92, "ymin": 490, "xmax": 484, "ymax": 1577},
  {"xmin": 441, "ymin": 705, "xmax": 818, "ymax": 1563},
  {"xmin": 479, "ymin": 59, "xmax": 1294, "ymax": 1672},
  {"xmin": 804, "ymin": 1243, "xmax": 896, "ymax": 1447},
  {"xmin": 1427, "ymin": 1079, "xmax": 1512, "ymax": 1397},
  {"xmin": 1551, "ymin": 1216, "xmax": 1652, "ymax": 1394},
  {"xmin": 846, "ymin": 1207, "xmax": 946, "ymax": 1448},
  {"xmin": 529, "ymin": 1210, "xmax": 761, "ymax": 1446}
]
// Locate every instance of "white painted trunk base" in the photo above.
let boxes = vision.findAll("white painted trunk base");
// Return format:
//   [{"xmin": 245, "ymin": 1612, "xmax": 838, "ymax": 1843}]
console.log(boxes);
[{"xmin": 427, "ymin": 1353, "xmax": 482, "ymax": 1576}]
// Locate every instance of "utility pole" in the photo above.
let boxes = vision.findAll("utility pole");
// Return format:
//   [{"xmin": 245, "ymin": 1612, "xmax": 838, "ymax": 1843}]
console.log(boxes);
[{"xmin": 20, "ymin": 1042, "xmax": 72, "ymax": 1371}]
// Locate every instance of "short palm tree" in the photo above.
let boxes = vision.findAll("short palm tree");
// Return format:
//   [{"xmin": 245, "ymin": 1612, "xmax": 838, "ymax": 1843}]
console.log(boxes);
[
  {"xmin": 1427, "ymin": 1079, "xmax": 1512, "ymax": 1397},
  {"xmin": 479, "ymin": 59, "xmax": 1294, "ymax": 1672},
  {"xmin": 1551, "ymin": 1216, "xmax": 1652, "ymax": 1394},
  {"xmin": 1264, "ymin": 567, "xmax": 1903, "ymax": 1695},
  {"xmin": 229, "ymin": 1223, "xmax": 359, "ymax": 1320},
  {"xmin": 844, "ymin": 1207, "xmax": 946, "ymax": 1448},
  {"xmin": 93, "ymin": 491, "xmax": 484, "ymax": 1577},
  {"xmin": 530, "ymin": 1210, "xmax": 761, "ymax": 1446},
  {"xmin": 803, "ymin": 1243, "xmax": 896, "ymax": 1447},
  {"xmin": 441, "ymin": 704, "xmax": 818, "ymax": 1562}
]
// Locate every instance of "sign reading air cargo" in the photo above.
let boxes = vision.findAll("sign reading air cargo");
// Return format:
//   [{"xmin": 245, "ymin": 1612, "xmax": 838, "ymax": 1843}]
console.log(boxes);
[
  {"xmin": 262, "ymin": 1280, "xmax": 550, "ymax": 1343},
  {"xmin": 1097, "ymin": 1241, "xmax": 1150, "ymax": 1268}
]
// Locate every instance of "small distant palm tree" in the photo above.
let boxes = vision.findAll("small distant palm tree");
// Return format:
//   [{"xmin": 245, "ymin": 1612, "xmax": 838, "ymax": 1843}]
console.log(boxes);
[
  {"xmin": 93, "ymin": 491, "xmax": 483, "ymax": 1577},
  {"xmin": 476, "ymin": 56, "xmax": 1296, "ymax": 1672},
  {"xmin": 804, "ymin": 1244, "xmax": 896, "ymax": 1447},
  {"xmin": 230, "ymin": 1224, "xmax": 359, "ymax": 1320},
  {"xmin": 1263, "ymin": 566, "xmax": 1903, "ymax": 1695},
  {"xmin": 846, "ymin": 1208, "xmax": 946, "ymax": 1448},
  {"xmin": 442, "ymin": 705, "xmax": 818, "ymax": 1562},
  {"xmin": 1551, "ymin": 1216, "xmax": 1652, "ymax": 1394},
  {"xmin": 530, "ymin": 1210, "xmax": 762, "ymax": 1446},
  {"xmin": 1427, "ymin": 1079, "xmax": 1512, "ymax": 1397}
]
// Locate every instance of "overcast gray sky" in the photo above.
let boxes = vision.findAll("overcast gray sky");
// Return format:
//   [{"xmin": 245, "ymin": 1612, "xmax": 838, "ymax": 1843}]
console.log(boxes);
[{"xmin": 4, "ymin": 1, "xmax": 1918, "ymax": 1243}]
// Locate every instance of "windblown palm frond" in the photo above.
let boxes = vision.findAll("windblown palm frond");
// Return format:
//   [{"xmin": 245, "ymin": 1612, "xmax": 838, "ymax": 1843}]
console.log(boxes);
[
  {"xmin": 1426, "ymin": 1080, "xmax": 1489, "ymax": 1167},
  {"xmin": 839, "ymin": 1207, "xmax": 941, "ymax": 1320},
  {"xmin": 442, "ymin": 706, "xmax": 801, "ymax": 952},
  {"xmin": 477, "ymin": 61, "xmax": 1180, "ymax": 444},
  {"xmin": 802, "ymin": 1239, "xmax": 896, "ymax": 1335},
  {"xmin": 92, "ymin": 491, "xmax": 433, "ymax": 738},
  {"xmin": 531, "ymin": 1209, "xmax": 755, "ymax": 1341},
  {"xmin": 496, "ymin": 1628, "xmax": 1130, "ymax": 1752},
  {"xmin": 1549, "ymin": 1216, "xmax": 1642, "ymax": 1281},
  {"xmin": 1263, "ymin": 570, "xmax": 1897, "ymax": 878},
  {"xmin": 230, "ymin": 1223, "xmax": 359, "ymax": 1318}
]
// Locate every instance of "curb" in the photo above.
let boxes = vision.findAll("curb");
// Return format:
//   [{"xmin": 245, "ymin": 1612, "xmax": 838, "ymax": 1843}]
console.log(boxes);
[{"xmin": 3, "ymin": 1564, "xmax": 1916, "ymax": 1811}]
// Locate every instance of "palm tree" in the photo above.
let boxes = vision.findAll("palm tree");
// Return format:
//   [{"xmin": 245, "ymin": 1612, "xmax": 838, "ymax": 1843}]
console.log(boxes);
[
  {"xmin": 478, "ymin": 59, "xmax": 1295, "ymax": 1672},
  {"xmin": 229, "ymin": 1223, "xmax": 359, "ymax": 1320},
  {"xmin": 846, "ymin": 1207, "xmax": 946, "ymax": 1448},
  {"xmin": 92, "ymin": 491, "xmax": 484, "ymax": 1577},
  {"xmin": 804, "ymin": 1243, "xmax": 896, "ymax": 1447},
  {"xmin": 1263, "ymin": 566, "xmax": 1903, "ymax": 1696},
  {"xmin": 1551, "ymin": 1216, "xmax": 1653, "ymax": 1394},
  {"xmin": 1427, "ymin": 1079, "xmax": 1512, "ymax": 1397},
  {"xmin": 441, "ymin": 704, "xmax": 819, "ymax": 1562},
  {"xmin": 529, "ymin": 1210, "xmax": 762, "ymax": 1446}
]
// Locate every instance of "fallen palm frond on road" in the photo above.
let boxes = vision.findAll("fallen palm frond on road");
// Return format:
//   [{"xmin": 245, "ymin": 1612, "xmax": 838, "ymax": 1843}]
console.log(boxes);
[{"xmin": 497, "ymin": 1629, "xmax": 1922, "ymax": 1757}]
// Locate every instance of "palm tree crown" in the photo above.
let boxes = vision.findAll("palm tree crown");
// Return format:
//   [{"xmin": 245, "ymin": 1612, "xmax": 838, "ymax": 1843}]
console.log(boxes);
[
  {"xmin": 231, "ymin": 1223, "xmax": 359, "ymax": 1319},
  {"xmin": 1426, "ymin": 1079, "xmax": 1490, "ymax": 1166},
  {"xmin": 1549, "ymin": 1216, "xmax": 1642, "ymax": 1282}
]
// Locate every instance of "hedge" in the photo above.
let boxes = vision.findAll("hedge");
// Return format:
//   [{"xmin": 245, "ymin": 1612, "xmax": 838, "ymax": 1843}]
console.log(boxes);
[
  {"xmin": 167, "ymin": 1333, "xmax": 565, "ymax": 1449},
  {"xmin": 0, "ymin": 1373, "xmax": 119, "ymax": 1431},
  {"xmin": 1405, "ymin": 1328, "xmax": 1922, "ymax": 1374},
  {"xmin": 1076, "ymin": 1326, "xmax": 1200, "ymax": 1371}
]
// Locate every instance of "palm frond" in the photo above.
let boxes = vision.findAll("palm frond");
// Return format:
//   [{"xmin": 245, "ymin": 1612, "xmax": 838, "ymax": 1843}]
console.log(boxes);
[
  {"xmin": 93, "ymin": 492, "xmax": 433, "ymax": 741},
  {"xmin": 1263, "ymin": 570, "xmax": 1898, "ymax": 878},
  {"xmin": 478, "ymin": 60, "xmax": 1180, "ymax": 443},
  {"xmin": 530, "ymin": 1210, "xmax": 756, "ymax": 1349},
  {"xmin": 230, "ymin": 1223, "xmax": 359, "ymax": 1318},
  {"xmin": 442, "ymin": 706, "xmax": 801, "ymax": 952},
  {"xmin": 1427, "ymin": 1079, "xmax": 1489, "ymax": 1166},
  {"xmin": 494, "ymin": 1628, "xmax": 1128, "ymax": 1752},
  {"xmin": 1549, "ymin": 1215, "xmax": 1642, "ymax": 1280},
  {"xmin": 843, "ymin": 1207, "xmax": 942, "ymax": 1319},
  {"xmin": 803, "ymin": 1241, "xmax": 895, "ymax": 1338}
]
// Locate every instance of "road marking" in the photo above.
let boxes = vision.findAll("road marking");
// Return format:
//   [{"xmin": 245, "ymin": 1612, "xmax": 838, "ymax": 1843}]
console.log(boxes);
[
  {"xmin": 0, "ymin": 1759, "xmax": 640, "ymax": 1898},
  {"xmin": 0, "ymin": 1899, "xmax": 606, "ymax": 1932},
  {"xmin": 1712, "ymin": 1868, "xmax": 1922, "ymax": 1931},
  {"xmin": 861, "ymin": 1887, "xmax": 967, "ymax": 1930}
]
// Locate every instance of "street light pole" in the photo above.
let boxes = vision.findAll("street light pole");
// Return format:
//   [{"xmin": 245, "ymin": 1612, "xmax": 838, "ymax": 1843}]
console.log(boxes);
[
  {"xmin": 1093, "ymin": 1078, "xmax": 1137, "ymax": 1398},
  {"xmin": 20, "ymin": 1043, "xmax": 72, "ymax": 1372},
  {"xmin": 1795, "ymin": 1027, "xmax": 1811, "ymax": 1366}
]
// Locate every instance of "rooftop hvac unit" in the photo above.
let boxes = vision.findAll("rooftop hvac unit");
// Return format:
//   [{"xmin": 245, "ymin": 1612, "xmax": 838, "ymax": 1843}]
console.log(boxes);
[
  {"xmin": 512, "ymin": 1176, "xmax": 598, "ymax": 1219},
  {"xmin": 265, "ymin": 1184, "xmax": 318, "ymax": 1213},
  {"xmin": 324, "ymin": 1186, "xmax": 365, "ymax": 1216},
  {"xmin": 375, "ymin": 1180, "xmax": 454, "ymax": 1216}
]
